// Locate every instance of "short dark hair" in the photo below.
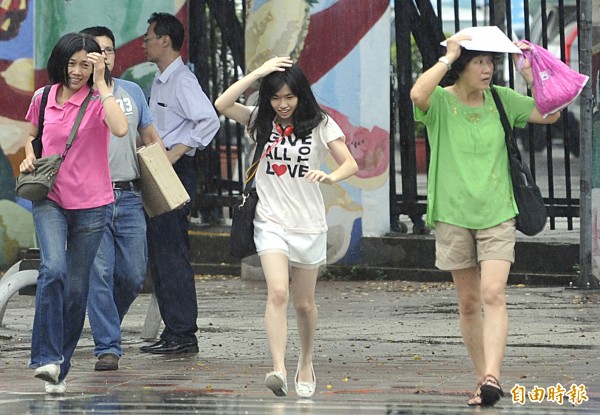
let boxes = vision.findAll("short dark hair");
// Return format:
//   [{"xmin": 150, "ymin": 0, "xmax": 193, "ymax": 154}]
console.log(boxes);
[
  {"xmin": 445, "ymin": 48, "xmax": 500, "ymax": 84},
  {"xmin": 249, "ymin": 64, "xmax": 326, "ymax": 143},
  {"xmin": 80, "ymin": 26, "xmax": 116, "ymax": 47},
  {"xmin": 148, "ymin": 12, "xmax": 184, "ymax": 51},
  {"xmin": 46, "ymin": 32, "xmax": 112, "ymax": 87}
]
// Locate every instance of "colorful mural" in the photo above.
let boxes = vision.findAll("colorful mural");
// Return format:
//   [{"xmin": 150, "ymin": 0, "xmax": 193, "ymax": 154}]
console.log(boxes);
[
  {"xmin": 0, "ymin": 0, "xmax": 33, "ymax": 174},
  {"xmin": 0, "ymin": 0, "xmax": 186, "ymax": 268},
  {"xmin": 246, "ymin": 0, "xmax": 391, "ymax": 264},
  {"xmin": 1, "ymin": 0, "xmax": 391, "ymax": 268},
  {"xmin": 0, "ymin": 0, "xmax": 35, "ymax": 268},
  {"xmin": 1, "ymin": 0, "xmax": 187, "ymax": 172}
]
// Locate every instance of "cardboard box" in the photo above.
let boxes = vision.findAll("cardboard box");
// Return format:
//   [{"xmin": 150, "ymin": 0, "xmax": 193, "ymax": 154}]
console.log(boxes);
[{"xmin": 137, "ymin": 143, "xmax": 190, "ymax": 217}]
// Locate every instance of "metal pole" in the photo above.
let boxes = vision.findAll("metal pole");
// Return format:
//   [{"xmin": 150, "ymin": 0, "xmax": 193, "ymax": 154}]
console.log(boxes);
[
  {"xmin": 396, "ymin": 0, "xmax": 417, "ymax": 206},
  {"xmin": 577, "ymin": 0, "xmax": 599, "ymax": 289}
]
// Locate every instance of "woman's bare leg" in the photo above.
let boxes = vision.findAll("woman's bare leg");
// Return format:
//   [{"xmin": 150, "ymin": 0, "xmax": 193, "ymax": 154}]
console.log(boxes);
[
  {"xmin": 291, "ymin": 266, "xmax": 319, "ymax": 383},
  {"xmin": 261, "ymin": 253, "xmax": 291, "ymax": 375}
]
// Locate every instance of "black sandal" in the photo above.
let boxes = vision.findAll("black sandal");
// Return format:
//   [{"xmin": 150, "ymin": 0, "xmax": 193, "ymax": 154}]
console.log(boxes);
[{"xmin": 480, "ymin": 374, "xmax": 504, "ymax": 407}]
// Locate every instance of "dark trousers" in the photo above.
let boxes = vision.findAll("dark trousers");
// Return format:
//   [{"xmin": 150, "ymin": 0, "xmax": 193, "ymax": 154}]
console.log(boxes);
[{"xmin": 147, "ymin": 155, "xmax": 198, "ymax": 344}]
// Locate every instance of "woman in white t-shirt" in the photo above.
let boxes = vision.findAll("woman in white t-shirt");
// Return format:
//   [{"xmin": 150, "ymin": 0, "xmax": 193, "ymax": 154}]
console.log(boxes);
[{"xmin": 215, "ymin": 57, "xmax": 357, "ymax": 398}]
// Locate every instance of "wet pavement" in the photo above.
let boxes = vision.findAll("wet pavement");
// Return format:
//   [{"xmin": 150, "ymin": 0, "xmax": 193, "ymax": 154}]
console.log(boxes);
[{"xmin": 0, "ymin": 276, "xmax": 599, "ymax": 414}]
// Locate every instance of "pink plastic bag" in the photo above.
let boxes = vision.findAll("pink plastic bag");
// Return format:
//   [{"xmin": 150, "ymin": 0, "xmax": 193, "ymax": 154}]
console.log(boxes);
[{"xmin": 516, "ymin": 39, "xmax": 589, "ymax": 117}]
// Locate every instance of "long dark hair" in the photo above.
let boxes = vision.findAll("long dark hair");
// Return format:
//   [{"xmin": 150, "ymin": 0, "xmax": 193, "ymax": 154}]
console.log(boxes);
[
  {"xmin": 47, "ymin": 32, "xmax": 111, "ymax": 88},
  {"xmin": 248, "ymin": 64, "xmax": 326, "ymax": 144}
]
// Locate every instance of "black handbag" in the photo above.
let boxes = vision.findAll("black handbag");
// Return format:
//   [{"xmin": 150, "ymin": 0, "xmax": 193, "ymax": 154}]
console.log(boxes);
[
  {"xmin": 229, "ymin": 139, "xmax": 267, "ymax": 259},
  {"xmin": 15, "ymin": 88, "xmax": 93, "ymax": 201},
  {"xmin": 229, "ymin": 188, "xmax": 260, "ymax": 259},
  {"xmin": 491, "ymin": 86, "xmax": 547, "ymax": 236}
]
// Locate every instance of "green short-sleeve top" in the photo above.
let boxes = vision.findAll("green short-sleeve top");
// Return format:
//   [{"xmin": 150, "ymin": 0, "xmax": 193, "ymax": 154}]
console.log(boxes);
[{"xmin": 414, "ymin": 85, "xmax": 534, "ymax": 230}]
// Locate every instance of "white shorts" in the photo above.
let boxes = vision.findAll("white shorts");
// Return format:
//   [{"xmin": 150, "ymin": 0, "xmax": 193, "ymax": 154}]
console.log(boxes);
[{"xmin": 254, "ymin": 219, "xmax": 326, "ymax": 269}]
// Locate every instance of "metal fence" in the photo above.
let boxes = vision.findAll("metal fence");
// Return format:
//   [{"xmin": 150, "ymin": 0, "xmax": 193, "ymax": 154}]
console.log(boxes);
[
  {"xmin": 187, "ymin": 0, "xmax": 586, "ymax": 231},
  {"xmin": 393, "ymin": 0, "xmax": 584, "ymax": 233},
  {"xmin": 187, "ymin": 0, "xmax": 247, "ymax": 223}
]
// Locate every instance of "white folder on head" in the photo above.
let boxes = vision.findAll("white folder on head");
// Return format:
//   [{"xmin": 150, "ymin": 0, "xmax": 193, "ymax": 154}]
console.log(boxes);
[{"xmin": 441, "ymin": 26, "xmax": 523, "ymax": 54}]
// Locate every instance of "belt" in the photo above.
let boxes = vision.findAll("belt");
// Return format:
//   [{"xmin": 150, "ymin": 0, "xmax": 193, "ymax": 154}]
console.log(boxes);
[{"xmin": 112, "ymin": 180, "xmax": 139, "ymax": 191}]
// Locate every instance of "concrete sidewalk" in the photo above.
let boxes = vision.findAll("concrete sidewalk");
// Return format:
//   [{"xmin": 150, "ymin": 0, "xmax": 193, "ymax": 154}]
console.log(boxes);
[{"xmin": 0, "ymin": 276, "xmax": 598, "ymax": 414}]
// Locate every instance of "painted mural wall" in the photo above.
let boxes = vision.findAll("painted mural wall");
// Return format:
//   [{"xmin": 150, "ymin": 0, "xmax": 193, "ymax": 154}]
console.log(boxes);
[
  {"xmin": 0, "ymin": 0, "xmax": 186, "ymax": 268},
  {"xmin": 246, "ymin": 0, "xmax": 391, "ymax": 265},
  {"xmin": 0, "ymin": 0, "xmax": 35, "ymax": 269},
  {"xmin": 0, "ymin": 0, "xmax": 390, "ymax": 268}
]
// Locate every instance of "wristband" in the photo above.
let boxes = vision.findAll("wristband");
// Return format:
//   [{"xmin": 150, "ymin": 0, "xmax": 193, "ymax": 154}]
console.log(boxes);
[{"xmin": 101, "ymin": 93, "xmax": 114, "ymax": 105}]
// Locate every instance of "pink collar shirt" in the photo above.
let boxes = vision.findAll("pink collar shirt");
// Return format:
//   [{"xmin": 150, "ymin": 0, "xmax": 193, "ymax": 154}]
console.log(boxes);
[{"xmin": 26, "ymin": 84, "xmax": 114, "ymax": 209}]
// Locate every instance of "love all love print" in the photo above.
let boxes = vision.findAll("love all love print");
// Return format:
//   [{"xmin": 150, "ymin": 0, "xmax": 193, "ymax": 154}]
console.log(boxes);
[{"xmin": 264, "ymin": 134, "xmax": 312, "ymax": 178}]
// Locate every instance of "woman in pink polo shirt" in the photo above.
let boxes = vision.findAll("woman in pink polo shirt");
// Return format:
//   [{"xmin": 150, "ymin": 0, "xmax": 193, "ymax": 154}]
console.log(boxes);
[{"xmin": 18, "ymin": 32, "xmax": 128, "ymax": 395}]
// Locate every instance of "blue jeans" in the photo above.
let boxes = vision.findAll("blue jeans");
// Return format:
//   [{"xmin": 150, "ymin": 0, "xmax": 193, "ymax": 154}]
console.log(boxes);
[
  {"xmin": 88, "ymin": 189, "xmax": 147, "ymax": 357},
  {"xmin": 147, "ymin": 155, "xmax": 198, "ymax": 344},
  {"xmin": 29, "ymin": 200, "xmax": 107, "ymax": 381}
]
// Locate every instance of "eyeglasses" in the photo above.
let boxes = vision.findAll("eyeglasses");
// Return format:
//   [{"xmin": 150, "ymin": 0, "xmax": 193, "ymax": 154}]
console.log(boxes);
[
  {"xmin": 143, "ymin": 35, "xmax": 164, "ymax": 44},
  {"xmin": 101, "ymin": 46, "xmax": 116, "ymax": 55}
]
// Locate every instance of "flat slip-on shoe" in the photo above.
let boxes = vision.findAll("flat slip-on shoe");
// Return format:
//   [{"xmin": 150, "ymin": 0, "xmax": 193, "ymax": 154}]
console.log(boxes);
[
  {"xmin": 265, "ymin": 371, "xmax": 288, "ymax": 397},
  {"xmin": 147, "ymin": 341, "xmax": 199, "ymax": 355},
  {"xmin": 295, "ymin": 363, "xmax": 316, "ymax": 398},
  {"xmin": 45, "ymin": 380, "xmax": 66, "ymax": 395},
  {"xmin": 140, "ymin": 339, "xmax": 167, "ymax": 353}
]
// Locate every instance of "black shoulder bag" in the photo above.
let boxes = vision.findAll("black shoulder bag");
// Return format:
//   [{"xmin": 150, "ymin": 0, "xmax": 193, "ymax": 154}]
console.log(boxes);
[
  {"xmin": 490, "ymin": 86, "xmax": 547, "ymax": 236},
  {"xmin": 229, "ymin": 138, "xmax": 267, "ymax": 259}
]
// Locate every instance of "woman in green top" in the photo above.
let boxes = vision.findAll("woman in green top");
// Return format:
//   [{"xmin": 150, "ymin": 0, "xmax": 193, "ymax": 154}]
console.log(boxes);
[{"xmin": 410, "ymin": 33, "xmax": 560, "ymax": 407}]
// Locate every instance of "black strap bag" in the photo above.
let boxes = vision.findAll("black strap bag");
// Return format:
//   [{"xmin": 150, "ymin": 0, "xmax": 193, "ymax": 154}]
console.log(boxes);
[
  {"xmin": 31, "ymin": 85, "xmax": 51, "ymax": 159},
  {"xmin": 229, "ymin": 139, "xmax": 267, "ymax": 259},
  {"xmin": 490, "ymin": 86, "xmax": 547, "ymax": 236}
]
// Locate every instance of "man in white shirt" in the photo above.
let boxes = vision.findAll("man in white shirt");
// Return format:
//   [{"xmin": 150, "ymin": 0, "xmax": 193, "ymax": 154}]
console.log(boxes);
[{"xmin": 140, "ymin": 12, "xmax": 220, "ymax": 355}]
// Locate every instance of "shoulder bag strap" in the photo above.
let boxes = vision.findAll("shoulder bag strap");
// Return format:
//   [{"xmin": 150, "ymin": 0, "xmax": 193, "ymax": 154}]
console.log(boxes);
[
  {"xmin": 490, "ymin": 86, "xmax": 523, "ymax": 164},
  {"xmin": 244, "ymin": 130, "xmax": 288, "ymax": 191},
  {"xmin": 243, "ymin": 138, "xmax": 267, "ymax": 192},
  {"xmin": 37, "ymin": 85, "xmax": 52, "ymax": 139},
  {"xmin": 62, "ymin": 88, "xmax": 94, "ymax": 158}
]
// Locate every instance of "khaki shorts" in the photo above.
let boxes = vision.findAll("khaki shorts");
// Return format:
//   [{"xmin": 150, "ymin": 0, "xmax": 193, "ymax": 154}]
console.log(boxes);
[
  {"xmin": 434, "ymin": 219, "xmax": 516, "ymax": 271},
  {"xmin": 254, "ymin": 219, "xmax": 326, "ymax": 269}
]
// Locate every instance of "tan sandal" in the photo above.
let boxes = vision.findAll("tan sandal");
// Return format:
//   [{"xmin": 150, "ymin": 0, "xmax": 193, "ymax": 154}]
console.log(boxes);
[
  {"xmin": 480, "ymin": 374, "xmax": 504, "ymax": 406},
  {"xmin": 467, "ymin": 381, "xmax": 482, "ymax": 406}
]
